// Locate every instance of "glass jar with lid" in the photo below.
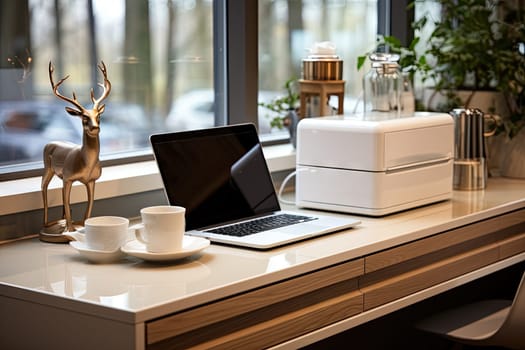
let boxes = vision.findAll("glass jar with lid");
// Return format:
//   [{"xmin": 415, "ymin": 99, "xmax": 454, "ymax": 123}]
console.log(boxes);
[{"xmin": 363, "ymin": 53, "xmax": 403, "ymax": 117}]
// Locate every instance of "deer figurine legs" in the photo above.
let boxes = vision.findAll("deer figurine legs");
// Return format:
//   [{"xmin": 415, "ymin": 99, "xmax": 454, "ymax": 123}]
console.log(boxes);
[
  {"xmin": 61, "ymin": 180, "xmax": 95, "ymax": 232},
  {"xmin": 62, "ymin": 180, "xmax": 74, "ymax": 232},
  {"xmin": 41, "ymin": 177, "xmax": 98, "ymax": 241},
  {"xmin": 41, "ymin": 165, "xmax": 54, "ymax": 226},
  {"xmin": 84, "ymin": 180, "xmax": 95, "ymax": 222}
]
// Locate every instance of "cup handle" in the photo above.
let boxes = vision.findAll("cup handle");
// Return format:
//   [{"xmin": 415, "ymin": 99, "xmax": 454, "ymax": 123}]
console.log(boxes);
[
  {"xmin": 484, "ymin": 114, "xmax": 499, "ymax": 137},
  {"xmin": 130, "ymin": 223, "xmax": 148, "ymax": 244},
  {"xmin": 63, "ymin": 230, "xmax": 86, "ymax": 242}
]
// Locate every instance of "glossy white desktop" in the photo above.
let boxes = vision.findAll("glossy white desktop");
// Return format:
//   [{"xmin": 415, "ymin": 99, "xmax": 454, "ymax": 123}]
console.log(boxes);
[{"xmin": 1, "ymin": 177, "xmax": 524, "ymax": 350}]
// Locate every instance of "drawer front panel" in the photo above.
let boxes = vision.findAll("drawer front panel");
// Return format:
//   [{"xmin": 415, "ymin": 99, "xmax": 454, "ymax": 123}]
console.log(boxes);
[
  {"xmin": 365, "ymin": 209, "xmax": 525, "ymax": 273},
  {"xmin": 361, "ymin": 244, "xmax": 500, "ymax": 310},
  {"xmin": 147, "ymin": 259, "xmax": 364, "ymax": 348}
]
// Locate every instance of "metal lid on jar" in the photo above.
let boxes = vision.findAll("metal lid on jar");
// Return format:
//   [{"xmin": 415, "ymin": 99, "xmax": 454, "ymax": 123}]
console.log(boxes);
[
  {"xmin": 369, "ymin": 52, "xmax": 400, "ymax": 68},
  {"xmin": 303, "ymin": 54, "xmax": 342, "ymax": 61},
  {"xmin": 302, "ymin": 42, "xmax": 343, "ymax": 80}
]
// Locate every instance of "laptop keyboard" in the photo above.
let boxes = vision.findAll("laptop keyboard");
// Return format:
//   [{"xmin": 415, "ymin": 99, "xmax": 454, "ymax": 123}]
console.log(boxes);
[{"xmin": 205, "ymin": 214, "xmax": 317, "ymax": 237}]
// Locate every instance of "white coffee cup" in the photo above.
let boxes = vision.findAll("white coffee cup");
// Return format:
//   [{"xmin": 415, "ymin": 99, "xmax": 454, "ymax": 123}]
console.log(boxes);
[
  {"xmin": 134, "ymin": 206, "xmax": 186, "ymax": 253},
  {"xmin": 83, "ymin": 216, "xmax": 130, "ymax": 251}
]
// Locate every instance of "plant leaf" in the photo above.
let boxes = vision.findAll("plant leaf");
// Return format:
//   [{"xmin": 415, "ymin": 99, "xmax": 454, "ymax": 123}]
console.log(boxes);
[{"xmin": 357, "ymin": 55, "xmax": 368, "ymax": 70}]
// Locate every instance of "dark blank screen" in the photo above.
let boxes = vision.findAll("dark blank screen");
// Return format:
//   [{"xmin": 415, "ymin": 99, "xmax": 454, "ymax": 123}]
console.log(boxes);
[{"xmin": 150, "ymin": 124, "xmax": 280, "ymax": 230}]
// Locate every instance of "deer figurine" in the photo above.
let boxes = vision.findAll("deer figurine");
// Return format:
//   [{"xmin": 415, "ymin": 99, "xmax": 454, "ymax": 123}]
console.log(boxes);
[{"xmin": 41, "ymin": 61, "xmax": 111, "ymax": 238}]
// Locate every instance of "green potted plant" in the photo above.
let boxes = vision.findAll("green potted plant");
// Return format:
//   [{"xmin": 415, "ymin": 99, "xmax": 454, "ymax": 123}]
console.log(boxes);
[
  {"xmin": 423, "ymin": 0, "xmax": 524, "ymax": 137},
  {"xmin": 259, "ymin": 78, "xmax": 301, "ymax": 146}
]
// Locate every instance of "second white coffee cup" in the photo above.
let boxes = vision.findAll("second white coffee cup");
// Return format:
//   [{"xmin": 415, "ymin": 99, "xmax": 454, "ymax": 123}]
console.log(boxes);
[{"xmin": 134, "ymin": 205, "xmax": 186, "ymax": 253}]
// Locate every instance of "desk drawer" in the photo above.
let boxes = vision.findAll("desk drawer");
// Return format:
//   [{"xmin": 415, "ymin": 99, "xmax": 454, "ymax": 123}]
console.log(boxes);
[
  {"xmin": 361, "ymin": 243, "xmax": 500, "ymax": 310},
  {"xmin": 360, "ymin": 208, "xmax": 525, "ymax": 310},
  {"xmin": 365, "ymin": 209, "xmax": 525, "ymax": 274},
  {"xmin": 147, "ymin": 258, "xmax": 364, "ymax": 349}
]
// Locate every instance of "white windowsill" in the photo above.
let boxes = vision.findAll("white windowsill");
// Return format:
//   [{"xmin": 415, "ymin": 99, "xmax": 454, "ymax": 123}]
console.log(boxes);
[{"xmin": 0, "ymin": 144, "xmax": 296, "ymax": 216}]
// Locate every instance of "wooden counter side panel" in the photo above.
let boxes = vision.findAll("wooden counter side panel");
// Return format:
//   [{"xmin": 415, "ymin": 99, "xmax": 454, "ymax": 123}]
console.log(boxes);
[
  {"xmin": 365, "ymin": 209, "xmax": 525, "ymax": 274},
  {"xmin": 361, "ymin": 244, "xmax": 500, "ymax": 310},
  {"xmin": 147, "ymin": 259, "xmax": 364, "ymax": 345}
]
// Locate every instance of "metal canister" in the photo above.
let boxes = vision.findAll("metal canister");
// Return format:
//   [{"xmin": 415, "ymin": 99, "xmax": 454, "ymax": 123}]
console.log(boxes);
[
  {"xmin": 450, "ymin": 108, "xmax": 497, "ymax": 190},
  {"xmin": 302, "ymin": 55, "xmax": 343, "ymax": 81}
]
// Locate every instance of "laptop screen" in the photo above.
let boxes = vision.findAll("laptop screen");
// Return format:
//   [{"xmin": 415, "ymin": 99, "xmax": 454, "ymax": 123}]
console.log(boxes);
[{"xmin": 150, "ymin": 124, "xmax": 281, "ymax": 230}]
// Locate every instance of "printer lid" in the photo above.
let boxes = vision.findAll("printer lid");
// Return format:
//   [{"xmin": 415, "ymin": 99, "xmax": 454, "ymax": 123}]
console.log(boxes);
[{"xmin": 296, "ymin": 112, "xmax": 454, "ymax": 172}]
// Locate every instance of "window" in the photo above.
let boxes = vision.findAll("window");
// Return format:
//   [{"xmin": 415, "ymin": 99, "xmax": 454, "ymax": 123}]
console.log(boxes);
[{"xmin": 1, "ymin": 0, "xmax": 404, "ymax": 179}]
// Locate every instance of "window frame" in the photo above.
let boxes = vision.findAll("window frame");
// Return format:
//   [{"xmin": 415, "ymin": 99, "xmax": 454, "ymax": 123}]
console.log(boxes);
[{"xmin": 214, "ymin": 0, "xmax": 259, "ymax": 129}]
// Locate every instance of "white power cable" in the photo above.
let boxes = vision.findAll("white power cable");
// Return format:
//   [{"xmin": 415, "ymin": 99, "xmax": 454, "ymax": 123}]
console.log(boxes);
[
  {"xmin": 277, "ymin": 167, "xmax": 308, "ymax": 206},
  {"xmin": 277, "ymin": 170, "xmax": 297, "ymax": 205}
]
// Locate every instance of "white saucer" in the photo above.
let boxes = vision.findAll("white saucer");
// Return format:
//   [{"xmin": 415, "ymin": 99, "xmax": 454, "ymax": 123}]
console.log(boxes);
[
  {"xmin": 121, "ymin": 236, "xmax": 210, "ymax": 262},
  {"xmin": 70, "ymin": 241, "xmax": 126, "ymax": 263}
]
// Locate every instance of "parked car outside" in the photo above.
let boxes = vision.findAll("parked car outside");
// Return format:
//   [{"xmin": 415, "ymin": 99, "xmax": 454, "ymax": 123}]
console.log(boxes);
[{"xmin": 0, "ymin": 100, "xmax": 150, "ymax": 165}]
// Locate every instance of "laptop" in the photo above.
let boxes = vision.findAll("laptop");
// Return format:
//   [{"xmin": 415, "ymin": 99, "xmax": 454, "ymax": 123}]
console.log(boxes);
[{"xmin": 150, "ymin": 123, "xmax": 360, "ymax": 249}]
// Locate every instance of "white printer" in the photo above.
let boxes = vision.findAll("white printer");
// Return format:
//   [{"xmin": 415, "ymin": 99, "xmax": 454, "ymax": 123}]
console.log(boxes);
[{"xmin": 296, "ymin": 112, "xmax": 454, "ymax": 216}]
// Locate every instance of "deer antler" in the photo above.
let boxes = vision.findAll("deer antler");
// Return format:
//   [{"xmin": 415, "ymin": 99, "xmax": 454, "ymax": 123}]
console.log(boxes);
[
  {"xmin": 48, "ymin": 62, "xmax": 85, "ymax": 112},
  {"xmin": 90, "ymin": 61, "xmax": 112, "ymax": 109}
]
